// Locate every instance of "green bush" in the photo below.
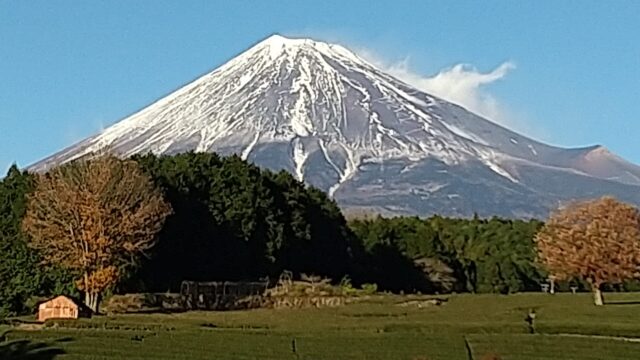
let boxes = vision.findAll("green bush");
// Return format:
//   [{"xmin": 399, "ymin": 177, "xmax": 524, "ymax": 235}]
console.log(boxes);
[
  {"xmin": 360, "ymin": 283, "xmax": 378, "ymax": 295},
  {"xmin": 103, "ymin": 293, "xmax": 183, "ymax": 314}
]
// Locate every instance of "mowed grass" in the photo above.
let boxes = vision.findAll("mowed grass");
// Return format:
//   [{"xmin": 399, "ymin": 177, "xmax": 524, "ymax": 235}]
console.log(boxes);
[{"xmin": 7, "ymin": 293, "xmax": 640, "ymax": 359}]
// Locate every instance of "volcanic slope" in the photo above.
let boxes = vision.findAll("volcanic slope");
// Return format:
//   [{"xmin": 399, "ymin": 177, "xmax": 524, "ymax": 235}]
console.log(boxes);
[{"xmin": 31, "ymin": 35, "xmax": 640, "ymax": 218}]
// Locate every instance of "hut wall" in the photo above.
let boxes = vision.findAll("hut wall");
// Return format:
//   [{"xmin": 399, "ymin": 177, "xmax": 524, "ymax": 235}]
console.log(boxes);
[{"xmin": 38, "ymin": 297, "xmax": 80, "ymax": 322}]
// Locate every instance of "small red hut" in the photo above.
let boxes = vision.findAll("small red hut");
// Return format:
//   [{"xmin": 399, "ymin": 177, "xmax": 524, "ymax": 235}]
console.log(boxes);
[{"xmin": 37, "ymin": 295, "xmax": 92, "ymax": 322}]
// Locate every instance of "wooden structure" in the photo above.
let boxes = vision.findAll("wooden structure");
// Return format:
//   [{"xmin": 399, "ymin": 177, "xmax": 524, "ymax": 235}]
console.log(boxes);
[
  {"xmin": 37, "ymin": 295, "xmax": 91, "ymax": 322},
  {"xmin": 180, "ymin": 280, "xmax": 269, "ymax": 310}
]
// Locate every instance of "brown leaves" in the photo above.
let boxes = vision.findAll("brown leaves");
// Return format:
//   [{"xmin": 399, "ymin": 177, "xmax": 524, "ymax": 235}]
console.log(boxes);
[
  {"xmin": 22, "ymin": 154, "xmax": 172, "ymax": 294},
  {"xmin": 76, "ymin": 266, "xmax": 119, "ymax": 293},
  {"xmin": 535, "ymin": 197, "xmax": 640, "ymax": 287}
]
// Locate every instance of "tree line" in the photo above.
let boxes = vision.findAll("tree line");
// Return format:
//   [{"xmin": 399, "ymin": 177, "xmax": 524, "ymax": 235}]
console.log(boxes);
[
  {"xmin": 2, "ymin": 152, "xmax": 640, "ymax": 315},
  {"xmin": 349, "ymin": 215, "xmax": 545, "ymax": 294},
  {"xmin": 0, "ymin": 165, "xmax": 76, "ymax": 316}
]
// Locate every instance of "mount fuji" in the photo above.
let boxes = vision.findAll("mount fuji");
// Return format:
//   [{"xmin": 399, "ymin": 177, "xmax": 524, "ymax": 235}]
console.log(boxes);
[{"xmin": 31, "ymin": 35, "xmax": 640, "ymax": 218}]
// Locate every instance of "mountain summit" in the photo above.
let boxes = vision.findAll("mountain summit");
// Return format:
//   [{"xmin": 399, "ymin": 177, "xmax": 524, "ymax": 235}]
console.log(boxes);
[{"xmin": 32, "ymin": 35, "xmax": 640, "ymax": 218}]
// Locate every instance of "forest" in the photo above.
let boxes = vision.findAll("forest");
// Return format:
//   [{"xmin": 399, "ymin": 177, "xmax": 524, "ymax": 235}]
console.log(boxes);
[{"xmin": 0, "ymin": 152, "xmax": 632, "ymax": 316}]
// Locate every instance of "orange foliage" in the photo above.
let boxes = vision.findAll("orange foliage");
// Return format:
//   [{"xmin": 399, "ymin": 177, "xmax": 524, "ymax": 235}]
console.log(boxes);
[
  {"xmin": 76, "ymin": 266, "xmax": 119, "ymax": 294},
  {"xmin": 535, "ymin": 197, "xmax": 640, "ymax": 290},
  {"xmin": 22, "ymin": 154, "xmax": 172, "ymax": 311}
]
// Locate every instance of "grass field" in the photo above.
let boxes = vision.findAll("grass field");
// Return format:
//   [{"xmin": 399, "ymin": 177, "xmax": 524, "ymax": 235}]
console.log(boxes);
[{"xmin": 4, "ymin": 293, "xmax": 640, "ymax": 359}]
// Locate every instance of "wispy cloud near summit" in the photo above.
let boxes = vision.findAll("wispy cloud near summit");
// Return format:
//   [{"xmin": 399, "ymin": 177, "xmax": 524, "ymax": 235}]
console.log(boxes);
[
  {"xmin": 355, "ymin": 48, "xmax": 517, "ymax": 129},
  {"xmin": 393, "ymin": 61, "xmax": 516, "ymax": 122}
]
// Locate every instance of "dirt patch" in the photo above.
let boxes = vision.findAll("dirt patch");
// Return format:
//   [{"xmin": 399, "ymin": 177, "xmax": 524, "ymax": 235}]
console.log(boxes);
[
  {"xmin": 15, "ymin": 323, "xmax": 45, "ymax": 331},
  {"xmin": 396, "ymin": 298, "xmax": 447, "ymax": 308},
  {"xmin": 265, "ymin": 296, "xmax": 346, "ymax": 309}
]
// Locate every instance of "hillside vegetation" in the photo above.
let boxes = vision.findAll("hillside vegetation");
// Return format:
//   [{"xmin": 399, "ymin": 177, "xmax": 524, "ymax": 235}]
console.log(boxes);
[{"xmin": 1, "ymin": 152, "xmax": 639, "ymax": 317}]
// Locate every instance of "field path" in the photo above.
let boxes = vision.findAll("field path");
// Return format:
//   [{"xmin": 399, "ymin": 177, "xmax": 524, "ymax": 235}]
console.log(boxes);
[{"xmin": 552, "ymin": 333, "xmax": 640, "ymax": 343}]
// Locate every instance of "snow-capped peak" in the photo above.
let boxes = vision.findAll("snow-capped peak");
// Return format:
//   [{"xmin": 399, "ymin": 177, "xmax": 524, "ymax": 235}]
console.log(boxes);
[
  {"xmin": 250, "ymin": 34, "xmax": 372, "ymax": 68},
  {"xmin": 31, "ymin": 35, "xmax": 640, "ymax": 219},
  {"xmin": 26, "ymin": 34, "xmax": 584, "ymax": 183},
  {"xmin": 260, "ymin": 34, "xmax": 314, "ymax": 49}
]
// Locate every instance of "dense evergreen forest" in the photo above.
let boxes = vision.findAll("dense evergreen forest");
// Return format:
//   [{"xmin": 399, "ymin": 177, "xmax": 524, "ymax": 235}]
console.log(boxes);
[
  {"xmin": 0, "ymin": 152, "xmax": 627, "ymax": 316},
  {"xmin": 0, "ymin": 166, "xmax": 76, "ymax": 316}
]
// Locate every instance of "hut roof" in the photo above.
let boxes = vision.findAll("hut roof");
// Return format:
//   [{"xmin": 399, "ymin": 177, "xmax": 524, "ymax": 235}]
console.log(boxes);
[{"xmin": 37, "ymin": 295, "xmax": 92, "ymax": 312}]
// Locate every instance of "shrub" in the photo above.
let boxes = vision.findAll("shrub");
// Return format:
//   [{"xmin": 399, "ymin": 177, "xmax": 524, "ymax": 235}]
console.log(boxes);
[
  {"xmin": 23, "ymin": 296, "xmax": 48, "ymax": 315},
  {"xmin": 360, "ymin": 283, "xmax": 378, "ymax": 295},
  {"xmin": 103, "ymin": 293, "xmax": 182, "ymax": 314},
  {"xmin": 339, "ymin": 276, "xmax": 358, "ymax": 296},
  {"xmin": 103, "ymin": 294, "xmax": 147, "ymax": 314}
]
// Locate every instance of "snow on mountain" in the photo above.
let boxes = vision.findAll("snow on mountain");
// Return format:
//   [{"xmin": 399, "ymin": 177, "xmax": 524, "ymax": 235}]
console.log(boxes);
[{"xmin": 31, "ymin": 34, "xmax": 640, "ymax": 218}]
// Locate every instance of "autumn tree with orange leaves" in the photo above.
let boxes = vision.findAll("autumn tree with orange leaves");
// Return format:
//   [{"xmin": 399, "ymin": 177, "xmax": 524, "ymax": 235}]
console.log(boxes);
[
  {"xmin": 535, "ymin": 197, "xmax": 640, "ymax": 305},
  {"xmin": 22, "ymin": 155, "xmax": 171, "ymax": 312}
]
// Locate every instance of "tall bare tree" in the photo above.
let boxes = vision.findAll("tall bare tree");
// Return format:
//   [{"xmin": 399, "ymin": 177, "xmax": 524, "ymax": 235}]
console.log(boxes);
[
  {"xmin": 535, "ymin": 197, "xmax": 640, "ymax": 305},
  {"xmin": 22, "ymin": 155, "xmax": 171, "ymax": 312}
]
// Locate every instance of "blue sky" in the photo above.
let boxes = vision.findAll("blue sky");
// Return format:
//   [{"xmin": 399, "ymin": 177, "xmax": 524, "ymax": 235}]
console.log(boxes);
[{"xmin": 1, "ymin": 1, "xmax": 639, "ymax": 172}]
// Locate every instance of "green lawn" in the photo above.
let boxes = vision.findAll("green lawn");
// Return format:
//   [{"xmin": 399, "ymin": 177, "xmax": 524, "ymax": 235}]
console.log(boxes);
[{"xmin": 5, "ymin": 293, "xmax": 640, "ymax": 359}]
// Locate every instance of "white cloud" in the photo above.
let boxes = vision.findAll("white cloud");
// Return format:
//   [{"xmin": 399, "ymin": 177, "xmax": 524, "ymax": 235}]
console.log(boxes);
[
  {"xmin": 393, "ymin": 61, "xmax": 515, "ymax": 121},
  {"xmin": 355, "ymin": 49, "xmax": 518, "ymax": 128}
]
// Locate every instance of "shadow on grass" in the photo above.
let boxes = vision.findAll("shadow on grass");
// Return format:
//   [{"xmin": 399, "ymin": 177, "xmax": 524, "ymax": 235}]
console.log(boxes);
[
  {"xmin": 606, "ymin": 301, "xmax": 640, "ymax": 306},
  {"xmin": 0, "ymin": 331, "xmax": 68, "ymax": 360}
]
